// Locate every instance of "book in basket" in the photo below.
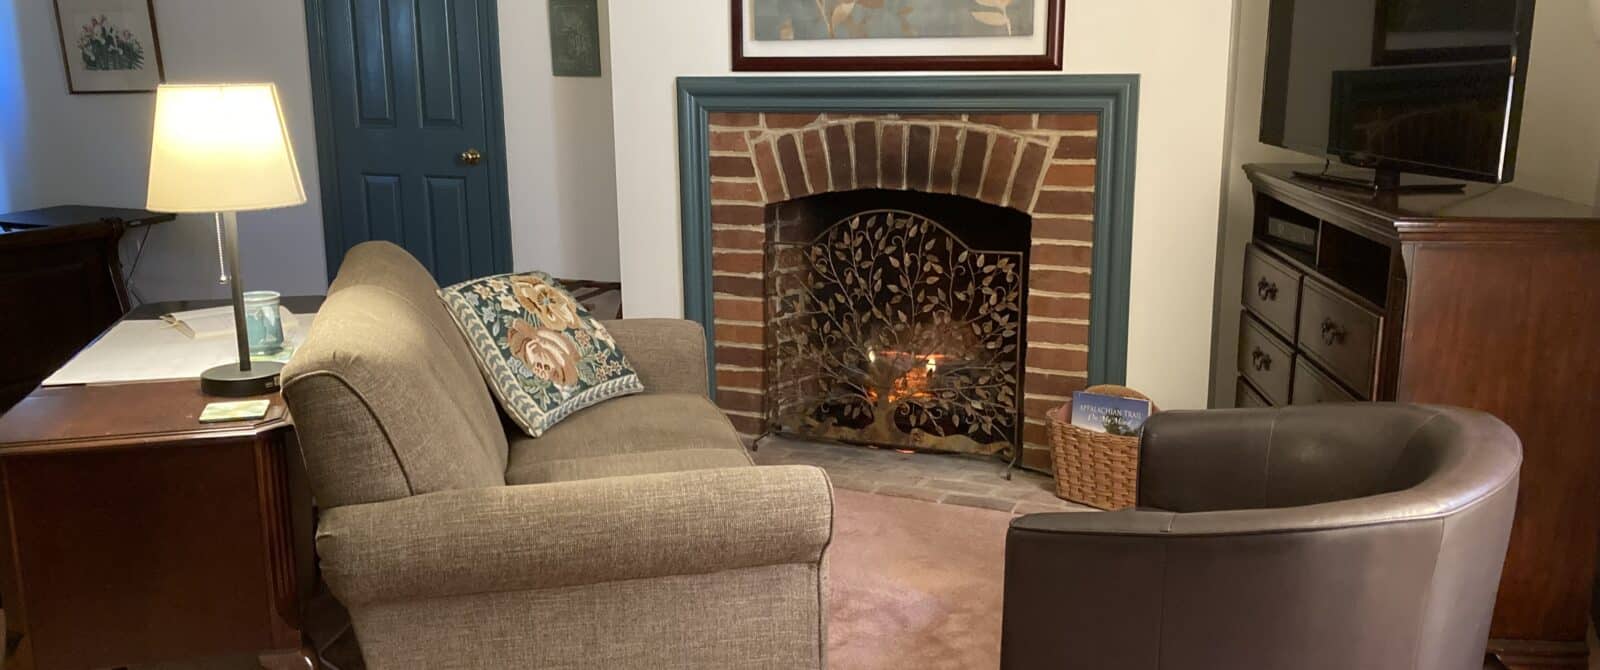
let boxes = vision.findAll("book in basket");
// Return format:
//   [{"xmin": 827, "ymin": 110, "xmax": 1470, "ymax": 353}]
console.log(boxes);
[{"xmin": 1068, "ymin": 390, "xmax": 1152, "ymax": 437}]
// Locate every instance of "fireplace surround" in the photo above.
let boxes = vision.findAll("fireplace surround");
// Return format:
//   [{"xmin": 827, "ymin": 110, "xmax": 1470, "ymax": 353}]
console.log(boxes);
[{"xmin": 676, "ymin": 75, "xmax": 1139, "ymax": 470}]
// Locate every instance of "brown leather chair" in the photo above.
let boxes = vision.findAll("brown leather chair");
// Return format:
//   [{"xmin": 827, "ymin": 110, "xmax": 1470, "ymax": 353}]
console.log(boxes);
[{"xmin": 1001, "ymin": 404, "xmax": 1521, "ymax": 670}]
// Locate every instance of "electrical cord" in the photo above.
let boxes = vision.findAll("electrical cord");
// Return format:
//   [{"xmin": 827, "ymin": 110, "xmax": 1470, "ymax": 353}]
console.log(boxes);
[{"xmin": 123, "ymin": 224, "xmax": 154, "ymax": 306}]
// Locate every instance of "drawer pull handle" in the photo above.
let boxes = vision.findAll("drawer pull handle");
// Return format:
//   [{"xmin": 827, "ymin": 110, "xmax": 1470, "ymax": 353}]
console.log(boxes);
[
  {"xmin": 1251, "ymin": 347, "xmax": 1273, "ymax": 372},
  {"xmin": 1321, "ymin": 318, "xmax": 1348, "ymax": 346},
  {"xmin": 1256, "ymin": 277, "xmax": 1279, "ymax": 301}
]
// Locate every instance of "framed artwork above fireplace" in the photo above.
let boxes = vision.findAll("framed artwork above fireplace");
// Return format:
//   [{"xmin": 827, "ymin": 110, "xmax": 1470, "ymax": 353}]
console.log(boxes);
[{"xmin": 731, "ymin": 0, "xmax": 1065, "ymax": 71}]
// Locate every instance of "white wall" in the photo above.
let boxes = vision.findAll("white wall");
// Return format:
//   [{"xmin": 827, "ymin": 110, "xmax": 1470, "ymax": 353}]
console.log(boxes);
[
  {"xmin": 5, "ymin": 0, "xmax": 326, "ymax": 302},
  {"xmin": 1208, "ymin": 0, "xmax": 1600, "ymax": 406},
  {"xmin": 2, "ymin": 0, "xmax": 622, "ymax": 302},
  {"xmin": 0, "ymin": 2, "xmax": 33, "ymax": 213},
  {"xmin": 1513, "ymin": 0, "xmax": 1600, "ymax": 206},
  {"xmin": 607, "ymin": 0, "xmax": 1239, "ymax": 409},
  {"xmin": 499, "ymin": 0, "xmax": 621, "ymax": 281},
  {"xmin": 1207, "ymin": 0, "xmax": 1319, "ymax": 406}
]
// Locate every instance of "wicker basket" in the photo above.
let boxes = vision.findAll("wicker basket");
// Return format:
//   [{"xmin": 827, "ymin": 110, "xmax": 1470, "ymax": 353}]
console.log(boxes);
[{"xmin": 1047, "ymin": 385, "xmax": 1157, "ymax": 510}]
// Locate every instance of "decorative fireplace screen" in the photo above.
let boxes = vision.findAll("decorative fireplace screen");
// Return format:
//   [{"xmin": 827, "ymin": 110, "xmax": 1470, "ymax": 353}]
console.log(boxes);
[{"xmin": 764, "ymin": 192, "xmax": 1028, "ymax": 457}]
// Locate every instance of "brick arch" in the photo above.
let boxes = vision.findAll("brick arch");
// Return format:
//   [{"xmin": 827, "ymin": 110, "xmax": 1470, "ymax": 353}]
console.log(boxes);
[
  {"xmin": 705, "ymin": 111, "xmax": 1102, "ymax": 470},
  {"xmin": 741, "ymin": 115, "xmax": 1061, "ymax": 215}
]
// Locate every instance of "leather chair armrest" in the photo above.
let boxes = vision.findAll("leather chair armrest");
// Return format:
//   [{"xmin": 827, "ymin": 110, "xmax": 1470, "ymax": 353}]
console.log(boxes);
[
  {"xmin": 601, "ymin": 318, "xmax": 710, "ymax": 397},
  {"xmin": 1002, "ymin": 487, "xmax": 1516, "ymax": 670},
  {"xmin": 1002, "ymin": 512, "xmax": 1173, "ymax": 669},
  {"xmin": 316, "ymin": 465, "xmax": 833, "ymax": 607},
  {"xmin": 1012, "ymin": 472, "xmax": 1512, "ymax": 539},
  {"xmin": 1008, "ymin": 509, "xmax": 1176, "ymax": 535}
]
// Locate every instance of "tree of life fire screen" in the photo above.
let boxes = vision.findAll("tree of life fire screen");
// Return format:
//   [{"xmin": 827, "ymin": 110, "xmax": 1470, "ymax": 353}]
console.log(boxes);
[{"xmin": 764, "ymin": 190, "xmax": 1029, "ymax": 458}]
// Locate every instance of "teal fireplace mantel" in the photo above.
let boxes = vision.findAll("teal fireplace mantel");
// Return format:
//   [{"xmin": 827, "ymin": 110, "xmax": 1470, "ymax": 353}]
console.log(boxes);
[{"xmin": 675, "ymin": 74, "xmax": 1139, "ymax": 387}]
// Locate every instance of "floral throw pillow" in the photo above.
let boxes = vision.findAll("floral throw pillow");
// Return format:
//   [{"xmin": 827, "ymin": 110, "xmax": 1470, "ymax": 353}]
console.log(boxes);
[{"xmin": 439, "ymin": 272, "xmax": 642, "ymax": 437}]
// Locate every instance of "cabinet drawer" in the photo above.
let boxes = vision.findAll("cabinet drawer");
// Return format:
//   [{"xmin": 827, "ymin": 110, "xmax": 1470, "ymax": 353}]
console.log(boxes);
[
  {"xmin": 1242, "ymin": 244, "xmax": 1301, "ymax": 338},
  {"xmin": 1291, "ymin": 357, "xmax": 1359, "ymax": 404},
  {"xmin": 1238, "ymin": 315, "xmax": 1294, "ymax": 405},
  {"xmin": 1236, "ymin": 378, "xmax": 1271, "ymax": 408},
  {"xmin": 1296, "ymin": 278, "xmax": 1381, "ymax": 395}
]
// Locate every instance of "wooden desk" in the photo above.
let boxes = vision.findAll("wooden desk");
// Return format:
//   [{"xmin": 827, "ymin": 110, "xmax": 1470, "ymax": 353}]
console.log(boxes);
[
  {"xmin": 0, "ymin": 205, "xmax": 172, "ymax": 234},
  {"xmin": 0, "ymin": 206, "xmax": 175, "ymax": 414},
  {"xmin": 0, "ymin": 309, "xmax": 319, "ymax": 669}
]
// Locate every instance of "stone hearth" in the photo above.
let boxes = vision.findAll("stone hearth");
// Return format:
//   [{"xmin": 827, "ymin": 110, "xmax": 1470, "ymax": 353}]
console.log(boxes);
[
  {"xmin": 705, "ymin": 111, "xmax": 1100, "ymax": 470},
  {"xmin": 751, "ymin": 435, "xmax": 1087, "ymax": 515}
]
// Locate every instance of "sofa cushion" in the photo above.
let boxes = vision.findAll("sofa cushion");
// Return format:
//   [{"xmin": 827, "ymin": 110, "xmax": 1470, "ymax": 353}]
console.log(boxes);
[
  {"xmin": 506, "ymin": 393, "xmax": 751, "ymax": 484},
  {"xmin": 440, "ymin": 272, "xmax": 643, "ymax": 438},
  {"xmin": 282, "ymin": 242, "xmax": 509, "ymax": 508}
]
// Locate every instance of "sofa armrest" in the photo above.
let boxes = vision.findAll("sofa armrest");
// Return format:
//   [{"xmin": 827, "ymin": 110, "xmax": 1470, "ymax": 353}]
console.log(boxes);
[
  {"xmin": 601, "ymin": 318, "xmax": 710, "ymax": 396},
  {"xmin": 315, "ymin": 465, "xmax": 833, "ymax": 607}
]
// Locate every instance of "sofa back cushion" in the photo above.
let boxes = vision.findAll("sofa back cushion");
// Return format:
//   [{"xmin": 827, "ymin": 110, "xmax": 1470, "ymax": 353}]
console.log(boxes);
[{"xmin": 283, "ymin": 242, "xmax": 508, "ymax": 508}]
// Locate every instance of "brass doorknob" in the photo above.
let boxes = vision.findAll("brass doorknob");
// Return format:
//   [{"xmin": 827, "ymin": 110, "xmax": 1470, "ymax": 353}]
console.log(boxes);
[{"xmin": 459, "ymin": 148, "xmax": 483, "ymax": 165}]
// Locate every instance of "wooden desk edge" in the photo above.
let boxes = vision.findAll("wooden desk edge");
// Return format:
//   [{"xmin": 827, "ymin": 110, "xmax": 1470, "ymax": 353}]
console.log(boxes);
[{"xmin": 0, "ymin": 381, "xmax": 291, "ymax": 455}]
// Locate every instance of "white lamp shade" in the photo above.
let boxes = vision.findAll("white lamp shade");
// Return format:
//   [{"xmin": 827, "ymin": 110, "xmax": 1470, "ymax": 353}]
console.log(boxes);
[{"xmin": 146, "ymin": 83, "xmax": 307, "ymax": 213}]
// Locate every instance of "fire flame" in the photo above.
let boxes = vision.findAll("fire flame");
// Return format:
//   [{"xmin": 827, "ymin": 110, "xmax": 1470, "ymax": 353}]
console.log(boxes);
[{"xmin": 866, "ymin": 349, "xmax": 943, "ymax": 403}]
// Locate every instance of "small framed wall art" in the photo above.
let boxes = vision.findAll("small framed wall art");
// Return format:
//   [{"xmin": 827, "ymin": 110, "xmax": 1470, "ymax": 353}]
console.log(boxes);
[
  {"xmin": 732, "ymin": 0, "xmax": 1064, "ymax": 71},
  {"xmin": 52, "ymin": 0, "xmax": 165, "ymax": 94},
  {"xmin": 549, "ymin": 0, "xmax": 602, "ymax": 77}
]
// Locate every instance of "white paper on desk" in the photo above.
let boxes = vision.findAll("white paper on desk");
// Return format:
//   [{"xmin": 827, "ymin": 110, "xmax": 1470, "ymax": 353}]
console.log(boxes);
[{"xmin": 42, "ymin": 313, "xmax": 314, "ymax": 386}]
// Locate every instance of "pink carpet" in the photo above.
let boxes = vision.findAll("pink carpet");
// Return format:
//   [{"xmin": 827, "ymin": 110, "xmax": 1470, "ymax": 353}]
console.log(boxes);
[{"xmin": 828, "ymin": 489, "xmax": 1015, "ymax": 670}]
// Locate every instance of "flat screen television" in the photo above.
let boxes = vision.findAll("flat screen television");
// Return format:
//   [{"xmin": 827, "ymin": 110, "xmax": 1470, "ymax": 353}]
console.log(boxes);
[{"xmin": 1260, "ymin": 0, "xmax": 1537, "ymax": 190}]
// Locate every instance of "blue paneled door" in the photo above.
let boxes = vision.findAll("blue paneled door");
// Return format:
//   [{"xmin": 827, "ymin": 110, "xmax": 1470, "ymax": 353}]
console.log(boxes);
[{"xmin": 311, "ymin": 0, "xmax": 509, "ymax": 285}]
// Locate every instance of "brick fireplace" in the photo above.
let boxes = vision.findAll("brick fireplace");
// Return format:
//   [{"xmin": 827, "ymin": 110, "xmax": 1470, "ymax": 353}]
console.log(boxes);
[
  {"xmin": 675, "ymin": 75, "xmax": 1139, "ymax": 473},
  {"xmin": 705, "ymin": 111, "xmax": 1099, "ymax": 470}
]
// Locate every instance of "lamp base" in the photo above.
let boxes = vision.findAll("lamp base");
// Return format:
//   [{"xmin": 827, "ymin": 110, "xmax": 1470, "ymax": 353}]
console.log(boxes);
[{"xmin": 201, "ymin": 361, "xmax": 284, "ymax": 397}]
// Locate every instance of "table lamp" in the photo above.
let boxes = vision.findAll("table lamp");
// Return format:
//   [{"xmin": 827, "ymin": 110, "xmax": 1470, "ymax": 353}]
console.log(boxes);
[{"xmin": 146, "ymin": 83, "xmax": 307, "ymax": 396}]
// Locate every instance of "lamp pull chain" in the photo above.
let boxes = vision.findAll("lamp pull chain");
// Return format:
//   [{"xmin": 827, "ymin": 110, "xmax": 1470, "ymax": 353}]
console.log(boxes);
[{"xmin": 214, "ymin": 212, "xmax": 229, "ymax": 284}]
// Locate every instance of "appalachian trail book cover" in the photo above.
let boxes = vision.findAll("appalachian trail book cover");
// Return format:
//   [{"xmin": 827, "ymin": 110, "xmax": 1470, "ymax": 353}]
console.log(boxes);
[{"xmin": 1069, "ymin": 390, "xmax": 1152, "ymax": 436}]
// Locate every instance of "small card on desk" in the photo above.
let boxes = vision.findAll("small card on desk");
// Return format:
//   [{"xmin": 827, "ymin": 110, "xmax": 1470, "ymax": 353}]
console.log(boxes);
[{"xmin": 199, "ymin": 399, "xmax": 270, "ymax": 423}]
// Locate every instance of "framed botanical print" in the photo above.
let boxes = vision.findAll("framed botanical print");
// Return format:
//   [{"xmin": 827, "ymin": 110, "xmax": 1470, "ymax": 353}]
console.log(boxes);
[
  {"xmin": 732, "ymin": 0, "xmax": 1064, "ymax": 71},
  {"xmin": 53, "ymin": 0, "xmax": 165, "ymax": 94}
]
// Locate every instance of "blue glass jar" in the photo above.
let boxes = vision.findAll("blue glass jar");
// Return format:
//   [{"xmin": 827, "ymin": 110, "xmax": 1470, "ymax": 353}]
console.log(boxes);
[{"xmin": 243, "ymin": 290, "xmax": 285, "ymax": 355}]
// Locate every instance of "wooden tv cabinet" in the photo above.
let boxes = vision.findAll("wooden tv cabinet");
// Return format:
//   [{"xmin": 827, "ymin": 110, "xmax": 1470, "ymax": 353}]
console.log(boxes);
[{"xmin": 1233, "ymin": 164, "xmax": 1600, "ymax": 669}]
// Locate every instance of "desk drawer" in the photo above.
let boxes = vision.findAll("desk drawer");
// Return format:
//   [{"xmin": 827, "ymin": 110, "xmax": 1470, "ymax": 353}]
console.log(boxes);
[
  {"xmin": 1236, "ymin": 378, "xmax": 1271, "ymax": 408},
  {"xmin": 1297, "ymin": 278, "xmax": 1380, "ymax": 395},
  {"xmin": 1238, "ymin": 315, "xmax": 1294, "ymax": 405},
  {"xmin": 1242, "ymin": 244, "xmax": 1301, "ymax": 339},
  {"xmin": 1291, "ymin": 357, "xmax": 1360, "ymax": 404}
]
